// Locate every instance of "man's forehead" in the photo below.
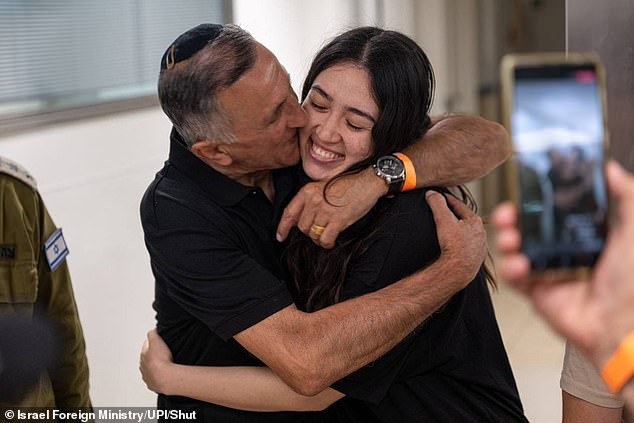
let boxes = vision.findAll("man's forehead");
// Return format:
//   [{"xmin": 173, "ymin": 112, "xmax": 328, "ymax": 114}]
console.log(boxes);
[
  {"xmin": 218, "ymin": 54, "xmax": 291, "ymax": 122},
  {"xmin": 256, "ymin": 42, "xmax": 291, "ymax": 81},
  {"xmin": 246, "ymin": 46, "xmax": 290, "ymax": 100},
  {"xmin": 255, "ymin": 43, "xmax": 287, "ymax": 81}
]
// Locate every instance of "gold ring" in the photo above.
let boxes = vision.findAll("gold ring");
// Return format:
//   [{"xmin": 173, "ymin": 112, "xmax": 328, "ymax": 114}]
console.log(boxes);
[{"xmin": 309, "ymin": 224, "xmax": 326, "ymax": 237}]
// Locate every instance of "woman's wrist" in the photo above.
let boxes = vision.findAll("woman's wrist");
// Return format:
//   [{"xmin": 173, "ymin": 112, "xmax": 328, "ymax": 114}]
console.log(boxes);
[
  {"xmin": 363, "ymin": 166, "xmax": 389, "ymax": 197},
  {"xmin": 147, "ymin": 360, "xmax": 178, "ymax": 396}
]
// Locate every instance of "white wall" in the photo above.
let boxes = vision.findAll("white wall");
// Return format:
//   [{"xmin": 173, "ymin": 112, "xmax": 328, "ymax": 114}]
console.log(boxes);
[
  {"xmin": 233, "ymin": 0, "xmax": 358, "ymax": 94},
  {"xmin": 0, "ymin": 108, "xmax": 170, "ymax": 405},
  {"xmin": 233, "ymin": 0, "xmax": 479, "ymax": 116}
]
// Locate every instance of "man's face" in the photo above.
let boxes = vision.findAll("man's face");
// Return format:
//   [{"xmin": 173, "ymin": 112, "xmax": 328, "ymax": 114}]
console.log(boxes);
[{"xmin": 218, "ymin": 43, "xmax": 307, "ymax": 174}]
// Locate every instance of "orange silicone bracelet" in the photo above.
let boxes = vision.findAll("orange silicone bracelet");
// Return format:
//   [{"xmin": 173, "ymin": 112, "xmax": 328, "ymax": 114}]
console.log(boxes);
[
  {"xmin": 601, "ymin": 330, "xmax": 634, "ymax": 392},
  {"xmin": 394, "ymin": 152, "xmax": 416, "ymax": 192}
]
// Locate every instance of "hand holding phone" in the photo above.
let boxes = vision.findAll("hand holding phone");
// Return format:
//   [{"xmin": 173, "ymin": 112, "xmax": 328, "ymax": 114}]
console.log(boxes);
[{"xmin": 501, "ymin": 53, "xmax": 609, "ymax": 271}]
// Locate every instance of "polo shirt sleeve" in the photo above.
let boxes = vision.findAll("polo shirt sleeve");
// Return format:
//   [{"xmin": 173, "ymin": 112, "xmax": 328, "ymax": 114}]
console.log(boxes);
[
  {"xmin": 143, "ymin": 191, "xmax": 293, "ymax": 341},
  {"xmin": 332, "ymin": 190, "xmax": 441, "ymax": 404}
]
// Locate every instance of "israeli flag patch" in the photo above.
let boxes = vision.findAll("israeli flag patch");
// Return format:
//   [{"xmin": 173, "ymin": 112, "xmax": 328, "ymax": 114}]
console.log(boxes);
[{"xmin": 44, "ymin": 228, "xmax": 69, "ymax": 271}]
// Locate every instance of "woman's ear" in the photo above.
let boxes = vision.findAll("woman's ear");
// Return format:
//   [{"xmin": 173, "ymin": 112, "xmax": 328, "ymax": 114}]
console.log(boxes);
[{"xmin": 191, "ymin": 139, "xmax": 233, "ymax": 167}]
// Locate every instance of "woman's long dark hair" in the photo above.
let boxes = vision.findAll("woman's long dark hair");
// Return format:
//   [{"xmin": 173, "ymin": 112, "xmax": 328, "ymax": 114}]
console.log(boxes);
[{"xmin": 285, "ymin": 27, "xmax": 494, "ymax": 312}]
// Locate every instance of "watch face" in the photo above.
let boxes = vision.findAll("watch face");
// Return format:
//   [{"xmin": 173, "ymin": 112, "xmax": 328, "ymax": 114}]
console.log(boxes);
[{"xmin": 377, "ymin": 156, "xmax": 405, "ymax": 178}]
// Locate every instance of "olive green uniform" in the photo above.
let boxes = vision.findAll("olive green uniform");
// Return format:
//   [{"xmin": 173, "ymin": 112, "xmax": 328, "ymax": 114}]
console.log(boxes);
[{"xmin": 0, "ymin": 155, "xmax": 91, "ymax": 409}]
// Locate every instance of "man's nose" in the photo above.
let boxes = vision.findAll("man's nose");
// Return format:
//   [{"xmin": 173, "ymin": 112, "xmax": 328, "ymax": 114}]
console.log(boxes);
[{"xmin": 289, "ymin": 102, "xmax": 307, "ymax": 128}]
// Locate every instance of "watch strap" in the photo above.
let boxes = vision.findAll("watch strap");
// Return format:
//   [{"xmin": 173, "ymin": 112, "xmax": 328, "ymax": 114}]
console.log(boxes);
[{"xmin": 386, "ymin": 173, "xmax": 404, "ymax": 197}]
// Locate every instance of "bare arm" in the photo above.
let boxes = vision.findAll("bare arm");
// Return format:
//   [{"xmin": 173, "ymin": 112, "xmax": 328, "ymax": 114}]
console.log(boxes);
[
  {"xmin": 164, "ymin": 366, "xmax": 342, "ymax": 412},
  {"xmin": 139, "ymin": 194, "xmax": 479, "ymax": 408},
  {"xmin": 140, "ymin": 330, "xmax": 343, "ymax": 412},
  {"xmin": 405, "ymin": 114, "xmax": 511, "ymax": 187},
  {"xmin": 562, "ymin": 391, "xmax": 623, "ymax": 423},
  {"xmin": 276, "ymin": 114, "xmax": 510, "ymax": 248},
  {"xmin": 241, "ymin": 193, "xmax": 486, "ymax": 396}
]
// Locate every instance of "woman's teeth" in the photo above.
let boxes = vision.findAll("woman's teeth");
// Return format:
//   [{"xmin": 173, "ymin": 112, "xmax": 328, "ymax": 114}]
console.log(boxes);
[{"xmin": 311, "ymin": 142, "xmax": 343, "ymax": 160}]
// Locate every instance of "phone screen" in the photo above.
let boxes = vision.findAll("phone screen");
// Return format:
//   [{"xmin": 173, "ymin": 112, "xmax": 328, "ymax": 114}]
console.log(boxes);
[{"xmin": 511, "ymin": 61, "xmax": 607, "ymax": 269}]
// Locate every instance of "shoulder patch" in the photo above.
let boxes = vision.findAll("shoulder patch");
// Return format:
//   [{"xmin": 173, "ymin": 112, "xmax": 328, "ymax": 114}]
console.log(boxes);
[
  {"xmin": 0, "ymin": 155, "xmax": 37, "ymax": 189},
  {"xmin": 44, "ymin": 228, "xmax": 69, "ymax": 271}
]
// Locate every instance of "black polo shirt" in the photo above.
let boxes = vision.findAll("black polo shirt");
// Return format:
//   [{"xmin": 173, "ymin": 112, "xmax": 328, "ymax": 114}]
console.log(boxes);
[
  {"xmin": 326, "ymin": 190, "xmax": 529, "ymax": 422},
  {"xmin": 140, "ymin": 129, "xmax": 326, "ymax": 422}
]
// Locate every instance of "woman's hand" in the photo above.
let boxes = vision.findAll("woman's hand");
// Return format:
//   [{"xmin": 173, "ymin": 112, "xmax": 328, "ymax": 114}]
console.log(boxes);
[{"xmin": 139, "ymin": 329, "xmax": 174, "ymax": 394}]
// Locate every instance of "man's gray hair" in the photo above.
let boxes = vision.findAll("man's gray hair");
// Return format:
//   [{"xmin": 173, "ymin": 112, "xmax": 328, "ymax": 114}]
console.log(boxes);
[{"xmin": 158, "ymin": 25, "xmax": 257, "ymax": 148}]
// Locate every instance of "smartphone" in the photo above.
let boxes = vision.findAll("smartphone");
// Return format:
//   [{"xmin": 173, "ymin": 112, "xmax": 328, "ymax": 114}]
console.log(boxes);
[{"xmin": 501, "ymin": 53, "xmax": 609, "ymax": 271}]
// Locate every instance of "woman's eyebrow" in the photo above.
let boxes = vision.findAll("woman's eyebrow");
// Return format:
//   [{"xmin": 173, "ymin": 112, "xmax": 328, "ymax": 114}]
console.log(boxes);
[
  {"xmin": 311, "ymin": 84, "xmax": 376, "ymax": 123},
  {"xmin": 311, "ymin": 85, "xmax": 332, "ymax": 101},
  {"xmin": 346, "ymin": 106, "xmax": 376, "ymax": 124}
]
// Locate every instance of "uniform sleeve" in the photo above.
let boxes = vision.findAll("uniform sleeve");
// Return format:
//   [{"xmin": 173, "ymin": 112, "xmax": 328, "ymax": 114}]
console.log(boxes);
[
  {"xmin": 332, "ymin": 191, "xmax": 441, "ymax": 404},
  {"xmin": 561, "ymin": 341, "xmax": 625, "ymax": 409},
  {"xmin": 145, "ymin": 194, "xmax": 293, "ymax": 341},
  {"xmin": 35, "ymin": 195, "xmax": 93, "ymax": 410}
]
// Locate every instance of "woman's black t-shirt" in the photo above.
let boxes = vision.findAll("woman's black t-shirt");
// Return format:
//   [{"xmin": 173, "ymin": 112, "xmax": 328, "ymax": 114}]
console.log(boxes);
[{"xmin": 323, "ymin": 189, "xmax": 528, "ymax": 422}]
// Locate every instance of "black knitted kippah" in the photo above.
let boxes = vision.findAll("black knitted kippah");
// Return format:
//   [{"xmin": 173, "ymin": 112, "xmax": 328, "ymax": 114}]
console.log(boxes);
[{"xmin": 160, "ymin": 23, "xmax": 224, "ymax": 71}]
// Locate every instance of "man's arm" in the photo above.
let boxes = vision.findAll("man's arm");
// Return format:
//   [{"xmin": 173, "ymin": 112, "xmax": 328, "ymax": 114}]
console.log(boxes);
[
  {"xmin": 277, "ymin": 114, "xmax": 510, "ymax": 248},
  {"xmin": 404, "ymin": 114, "xmax": 511, "ymax": 187},
  {"xmin": 241, "ymin": 193, "xmax": 486, "ymax": 396},
  {"xmin": 140, "ymin": 329, "xmax": 344, "ymax": 412},
  {"xmin": 563, "ymin": 389, "xmax": 623, "ymax": 423},
  {"xmin": 561, "ymin": 342, "xmax": 624, "ymax": 423}
]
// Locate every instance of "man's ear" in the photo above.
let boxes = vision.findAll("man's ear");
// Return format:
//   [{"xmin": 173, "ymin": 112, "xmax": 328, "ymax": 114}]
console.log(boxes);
[{"xmin": 191, "ymin": 139, "xmax": 232, "ymax": 167}]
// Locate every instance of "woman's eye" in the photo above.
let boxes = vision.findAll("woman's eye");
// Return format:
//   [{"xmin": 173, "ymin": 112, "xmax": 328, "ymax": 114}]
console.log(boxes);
[
  {"xmin": 347, "ymin": 121, "xmax": 364, "ymax": 131},
  {"xmin": 310, "ymin": 101, "xmax": 327, "ymax": 111}
]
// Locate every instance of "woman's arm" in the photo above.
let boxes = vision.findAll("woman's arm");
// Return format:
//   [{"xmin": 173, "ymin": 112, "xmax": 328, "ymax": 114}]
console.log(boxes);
[{"xmin": 140, "ymin": 330, "xmax": 344, "ymax": 412}]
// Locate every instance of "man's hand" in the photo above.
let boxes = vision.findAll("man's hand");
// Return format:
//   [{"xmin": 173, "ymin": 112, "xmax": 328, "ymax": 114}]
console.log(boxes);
[
  {"xmin": 492, "ymin": 161, "xmax": 634, "ymax": 369},
  {"xmin": 276, "ymin": 167, "xmax": 387, "ymax": 248},
  {"xmin": 426, "ymin": 191, "xmax": 487, "ymax": 284},
  {"xmin": 492, "ymin": 201, "xmax": 597, "ymax": 344}
]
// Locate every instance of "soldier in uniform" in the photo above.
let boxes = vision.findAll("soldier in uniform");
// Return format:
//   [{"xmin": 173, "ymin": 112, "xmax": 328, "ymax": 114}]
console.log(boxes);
[{"xmin": 0, "ymin": 155, "xmax": 92, "ymax": 410}]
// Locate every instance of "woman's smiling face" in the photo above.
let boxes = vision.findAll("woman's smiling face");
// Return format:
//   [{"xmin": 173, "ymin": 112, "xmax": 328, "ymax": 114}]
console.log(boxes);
[{"xmin": 299, "ymin": 63, "xmax": 379, "ymax": 181}]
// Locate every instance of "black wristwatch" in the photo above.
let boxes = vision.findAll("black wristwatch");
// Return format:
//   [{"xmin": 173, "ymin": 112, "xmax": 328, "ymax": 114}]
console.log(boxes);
[{"xmin": 373, "ymin": 155, "xmax": 405, "ymax": 197}]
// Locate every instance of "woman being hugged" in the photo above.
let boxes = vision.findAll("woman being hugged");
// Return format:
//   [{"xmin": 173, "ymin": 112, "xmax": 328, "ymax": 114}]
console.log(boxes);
[{"xmin": 142, "ymin": 26, "xmax": 528, "ymax": 423}]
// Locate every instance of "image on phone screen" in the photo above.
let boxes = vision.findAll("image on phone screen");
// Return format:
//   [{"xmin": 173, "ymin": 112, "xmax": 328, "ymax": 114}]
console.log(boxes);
[{"xmin": 511, "ymin": 61, "xmax": 607, "ymax": 269}]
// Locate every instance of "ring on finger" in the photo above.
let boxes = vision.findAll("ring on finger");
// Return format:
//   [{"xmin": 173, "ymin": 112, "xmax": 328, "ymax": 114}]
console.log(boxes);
[{"xmin": 309, "ymin": 224, "xmax": 327, "ymax": 237}]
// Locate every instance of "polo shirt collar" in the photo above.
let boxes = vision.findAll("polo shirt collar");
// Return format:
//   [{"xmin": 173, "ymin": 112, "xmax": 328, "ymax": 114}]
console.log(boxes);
[
  {"xmin": 168, "ymin": 127, "xmax": 252, "ymax": 206},
  {"xmin": 167, "ymin": 127, "xmax": 298, "ymax": 208}
]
